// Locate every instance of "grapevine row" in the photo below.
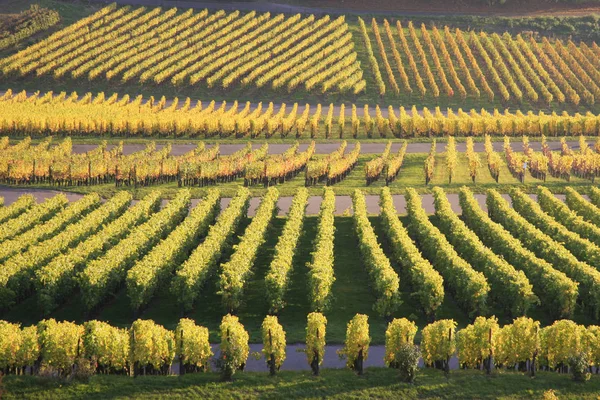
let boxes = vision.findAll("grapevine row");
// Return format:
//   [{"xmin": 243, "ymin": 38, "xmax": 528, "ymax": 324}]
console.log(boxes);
[
  {"xmin": 126, "ymin": 190, "xmax": 220, "ymax": 311},
  {"xmin": 0, "ymin": 192, "xmax": 130, "ymax": 308},
  {"xmin": 219, "ymin": 187, "xmax": 279, "ymax": 312},
  {"xmin": 486, "ymin": 189, "xmax": 600, "ymax": 318},
  {"xmin": 379, "ymin": 187, "xmax": 444, "ymax": 318},
  {"xmin": 35, "ymin": 191, "xmax": 161, "ymax": 315},
  {"xmin": 405, "ymin": 188, "xmax": 489, "ymax": 316},
  {"xmin": 6, "ymin": 90, "xmax": 600, "ymax": 138},
  {"xmin": 307, "ymin": 187, "xmax": 336, "ymax": 312},
  {"xmin": 458, "ymin": 187, "xmax": 577, "ymax": 318},
  {"xmin": 172, "ymin": 188, "xmax": 251, "ymax": 312},
  {"xmin": 433, "ymin": 187, "xmax": 536, "ymax": 316},
  {"xmin": 265, "ymin": 188, "xmax": 309, "ymax": 313},
  {"xmin": 79, "ymin": 190, "xmax": 192, "ymax": 311},
  {"xmin": 352, "ymin": 189, "xmax": 401, "ymax": 317}
]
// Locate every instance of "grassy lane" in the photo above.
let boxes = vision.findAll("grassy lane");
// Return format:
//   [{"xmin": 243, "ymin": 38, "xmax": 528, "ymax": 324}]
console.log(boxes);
[
  {"xmin": 324, "ymin": 216, "xmax": 386, "ymax": 343},
  {"xmin": 4, "ymin": 369, "xmax": 600, "ymax": 399},
  {"xmin": 277, "ymin": 217, "xmax": 317, "ymax": 343}
]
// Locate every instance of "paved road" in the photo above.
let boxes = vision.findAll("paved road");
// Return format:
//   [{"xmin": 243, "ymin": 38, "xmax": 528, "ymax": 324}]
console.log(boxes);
[
  {"xmin": 69, "ymin": 140, "xmax": 586, "ymax": 156},
  {"xmin": 169, "ymin": 343, "xmax": 461, "ymax": 373},
  {"xmin": 0, "ymin": 187, "xmax": 576, "ymax": 216}
]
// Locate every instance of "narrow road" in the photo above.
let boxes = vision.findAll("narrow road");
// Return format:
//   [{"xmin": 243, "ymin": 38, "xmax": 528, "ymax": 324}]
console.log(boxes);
[
  {"xmin": 1, "ymin": 187, "xmax": 576, "ymax": 216},
  {"xmin": 181, "ymin": 343, "xmax": 462, "ymax": 372},
  {"xmin": 69, "ymin": 140, "xmax": 587, "ymax": 156}
]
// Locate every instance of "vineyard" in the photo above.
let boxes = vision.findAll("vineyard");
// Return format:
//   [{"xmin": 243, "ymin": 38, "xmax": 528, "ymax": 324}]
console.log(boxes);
[
  {"xmin": 0, "ymin": 5, "xmax": 60, "ymax": 52},
  {"xmin": 361, "ymin": 17, "xmax": 600, "ymax": 107},
  {"xmin": 0, "ymin": 4, "xmax": 364, "ymax": 94},
  {"xmin": 0, "ymin": 186, "xmax": 599, "ymax": 342},
  {"xmin": 1, "ymin": 183, "xmax": 600, "ymax": 396},
  {"xmin": 0, "ymin": 314, "xmax": 599, "ymax": 380},
  {"xmin": 0, "ymin": 5, "xmax": 600, "ymax": 111},
  {"xmin": 2, "ymin": 0, "xmax": 600, "ymax": 394},
  {"xmin": 1, "ymin": 136, "xmax": 599, "ymax": 196},
  {"xmin": 2, "ymin": 89, "xmax": 600, "ymax": 139}
]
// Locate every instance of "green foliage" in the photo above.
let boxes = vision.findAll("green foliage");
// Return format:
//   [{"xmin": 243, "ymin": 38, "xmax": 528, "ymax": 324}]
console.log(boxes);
[
  {"xmin": 395, "ymin": 343, "xmax": 421, "ymax": 383},
  {"xmin": 307, "ymin": 187, "xmax": 336, "ymax": 312},
  {"xmin": 565, "ymin": 187, "xmax": 600, "ymax": 226},
  {"xmin": 339, "ymin": 314, "xmax": 371, "ymax": 370},
  {"xmin": 487, "ymin": 188, "xmax": 600, "ymax": 318},
  {"xmin": 459, "ymin": 186, "xmax": 577, "ymax": 319},
  {"xmin": 385, "ymin": 318, "xmax": 418, "ymax": 368},
  {"xmin": 83, "ymin": 320, "xmax": 129, "ymax": 373},
  {"xmin": 0, "ymin": 192, "xmax": 128, "ymax": 308},
  {"xmin": 0, "ymin": 194, "xmax": 34, "ymax": 225},
  {"xmin": 537, "ymin": 186, "xmax": 600, "ymax": 248},
  {"xmin": 219, "ymin": 187, "xmax": 278, "ymax": 312},
  {"xmin": 129, "ymin": 319, "xmax": 175, "ymax": 371},
  {"xmin": 456, "ymin": 316, "xmax": 499, "ymax": 369},
  {"xmin": 433, "ymin": 187, "xmax": 536, "ymax": 316},
  {"xmin": 38, "ymin": 319, "xmax": 84, "ymax": 376},
  {"xmin": 305, "ymin": 312, "xmax": 327, "ymax": 369},
  {"xmin": 540, "ymin": 320, "xmax": 587, "ymax": 370},
  {"xmin": 0, "ymin": 194, "xmax": 67, "ymax": 243},
  {"xmin": 219, "ymin": 314, "xmax": 249, "ymax": 380},
  {"xmin": 379, "ymin": 187, "xmax": 443, "ymax": 318},
  {"xmin": 585, "ymin": 325, "xmax": 600, "ymax": 369},
  {"xmin": 265, "ymin": 188, "xmax": 309, "ymax": 313},
  {"xmin": 0, "ymin": 5, "xmax": 60, "ymax": 51},
  {"xmin": 0, "ymin": 321, "xmax": 22, "ymax": 370},
  {"xmin": 175, "ymin": 318, "xmax": 212, "ymax": 371},
  {"xmin": 570, "ymin": 352, "xmax": 592, "ymax": 382},
  {"xmin": 16, "ymin": 325, "xmax": 39, "ymax": 369},
  {"xmin": 495, "ymin": 317, "xmax": 540, "ymax": 367},
  {"xmin": 126, "ymin": 189, "xmax": 219, "ymax": 311},
  {"xmin": 406, "ymin": 188, "xmax": 489, "ymax": 316},
  {"xmin": 172, "ymin": 187, "xmax": 250, "ymax": 311},
  {"xmin": 261, "ymin": 316, "xmax": 286, "ymax": 372},
  {"xmin": 79, "ymin": 189, "xmax": 191, "ymax": 311},
  {"xmin": 352, "ymin": 189, "xmax": 400, "ymax": 317},
  {"xmin": 0, "ymin": 193, "xmax": 100, "ymax": 264},
  {"xmin": 510, "ymin": 188, "xmax": 600, "ymax": 271},
  {"xmin": 421, "ymin": 319, "xmax": 457, "ymax": 366},
  {"xmin": 35, "ymin": 191, "xmax": 161, "ymax": 315}
]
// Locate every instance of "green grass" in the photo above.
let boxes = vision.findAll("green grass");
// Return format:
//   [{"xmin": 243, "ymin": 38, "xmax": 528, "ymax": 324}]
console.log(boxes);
[
  {"xmin": 8, "ymin": 152, "xmax": 596, "ymax": 199},
  {"xmin": 1, "ymin": 216, "xmax": 595, "ymax": 344},
  {"xmin": 4, "ymin": 368, "xmax": 600, "ymax": 399}
]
